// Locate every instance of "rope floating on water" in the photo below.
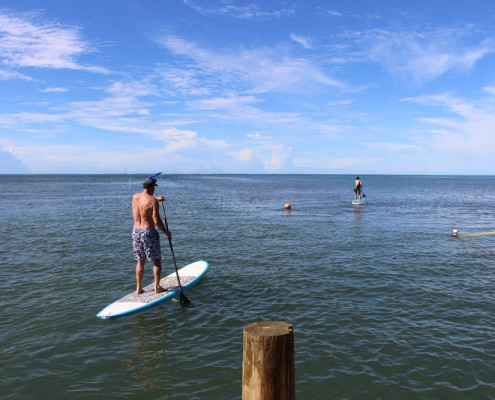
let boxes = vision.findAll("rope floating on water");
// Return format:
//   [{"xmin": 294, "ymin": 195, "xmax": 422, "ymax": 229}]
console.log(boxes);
[{"xmin": 453, "ymin": 229, "xmax": 495, "ymax": 237}]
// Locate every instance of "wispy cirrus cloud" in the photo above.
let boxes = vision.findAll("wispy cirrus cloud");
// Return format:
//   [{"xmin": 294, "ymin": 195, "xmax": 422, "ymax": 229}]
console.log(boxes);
[
  {"xmin": 0, "ymin": 11, "xmax": 110, "ymax": 76},
  {"xmin": 0, "ymin": 69, "xmax": 32, "ymax": 81},
  {"xmin": 402, "ymin": 92, "xmax": 495, "ymax": 152},
  {"xmin": 247, "ymin": 132, "xmax": 271, "ymax": 140},
  {"xmin": 40, "ymin": 87, "xmax": 68, "ymax": 93},
  {"xmin": 0, "ymin": 76, "xmax": 227, "ymax": 157},
  {"xmin": 156, "ymin": 35, "xmax": 344, "ymax": 94},
  {"xmin": 365, "ymin": 142, "xmax": 422, "ymax": 152},
  {"xmin": 187, "ymin": 95, "xmax": 302, "ymax": 126},
  {"xmin": 182, "ymin": 0, "xmax": 294, "ymax": 19},
  {"xmin": 290, "ymin": 33, "xmax": 313, "ymax": 49},
  {"xmin": 356, "ymin": 26, "xmax": 495, "ymax": 83}
]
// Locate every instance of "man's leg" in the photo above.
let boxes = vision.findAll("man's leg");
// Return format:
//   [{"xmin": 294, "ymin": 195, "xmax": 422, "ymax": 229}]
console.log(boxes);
[
  {"xmin": 153, "ymin": 258, "xmax": 165, "ymax": 293},
  {"xmin": 136, "ymin": 259, "xmax": 146, "ymax": 294}
]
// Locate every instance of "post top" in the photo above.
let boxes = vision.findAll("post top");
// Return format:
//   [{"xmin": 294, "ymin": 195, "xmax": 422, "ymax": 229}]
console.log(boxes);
[{"xmin": 244, "ymin": 321, "xmax": 293, "ymax": 337}]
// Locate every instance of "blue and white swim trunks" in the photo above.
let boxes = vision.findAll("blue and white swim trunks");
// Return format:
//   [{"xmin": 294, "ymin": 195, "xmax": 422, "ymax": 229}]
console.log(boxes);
[{"xmin": 132, "ymin": 228, "xmax": 161, "ymax": 261}]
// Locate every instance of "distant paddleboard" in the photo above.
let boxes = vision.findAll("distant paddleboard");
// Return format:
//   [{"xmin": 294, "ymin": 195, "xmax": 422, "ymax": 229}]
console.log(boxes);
[
  {"xmin": 97, "ymin": 260, "xmax": 209, "ymax": 319},
  {"xmin": 352, "ymin": 200, "xmax": 366, "ymax": 205}
]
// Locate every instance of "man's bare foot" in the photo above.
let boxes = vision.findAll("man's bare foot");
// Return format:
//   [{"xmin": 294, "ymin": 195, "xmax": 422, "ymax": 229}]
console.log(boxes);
[
  {"xmin": 136, "ymin": 288, "xmax": 144, "ymax": 294},
  {"xmin": 155, "ymin": 286, "xmax": 166, "ymax": 293}
]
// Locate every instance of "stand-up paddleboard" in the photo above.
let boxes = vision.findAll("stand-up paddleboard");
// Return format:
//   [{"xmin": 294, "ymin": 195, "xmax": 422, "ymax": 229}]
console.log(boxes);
[
  {"xmin": 97, "ymin": 260, "xmax": 209, "ymax": 319},
  {"xmin": 352, "ymin": 200, "xmax": 366, "ymax": 205}
]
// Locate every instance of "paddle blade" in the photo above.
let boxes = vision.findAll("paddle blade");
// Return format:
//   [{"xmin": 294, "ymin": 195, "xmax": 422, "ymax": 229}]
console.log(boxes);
[{"xmin": 179, "ymin": 292, "xmax": 192, "ymax": 307}]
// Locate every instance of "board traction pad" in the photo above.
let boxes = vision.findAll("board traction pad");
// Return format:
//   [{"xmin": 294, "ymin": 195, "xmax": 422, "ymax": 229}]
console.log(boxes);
[{"xmin": 118, "ymin": 275, "xmax": 195, "ymax": 304}]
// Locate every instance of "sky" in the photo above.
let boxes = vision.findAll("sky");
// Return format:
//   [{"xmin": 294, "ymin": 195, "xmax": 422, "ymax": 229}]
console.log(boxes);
[{"xmin": 1, "ymin": 0, "xmax": 495, "ymax": 174}]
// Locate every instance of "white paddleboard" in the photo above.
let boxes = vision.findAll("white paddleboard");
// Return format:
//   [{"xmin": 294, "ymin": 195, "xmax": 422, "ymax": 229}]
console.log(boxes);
[
  {"xmin": 97, "ymin": 260, "xmax": 209, "ymax": 319},
  {"xmin": 352, "ymin": 200, "xmax": 366, "ymax": 205}
]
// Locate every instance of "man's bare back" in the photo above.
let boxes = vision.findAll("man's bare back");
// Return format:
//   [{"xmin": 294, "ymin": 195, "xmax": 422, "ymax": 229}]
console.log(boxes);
[{"xmin": 132, "ymin": 192, "xmax": 159, "ymax": 229}]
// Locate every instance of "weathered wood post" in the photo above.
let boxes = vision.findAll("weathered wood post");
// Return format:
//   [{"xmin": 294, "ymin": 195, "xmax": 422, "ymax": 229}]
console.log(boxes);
[{"xmin": 242, "ymin": 321, "xmax": 295, "ymax": 400}]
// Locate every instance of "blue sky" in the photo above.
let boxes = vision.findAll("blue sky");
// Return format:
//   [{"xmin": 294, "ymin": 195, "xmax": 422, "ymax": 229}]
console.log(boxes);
[{"xmin": 1, "ymin": 0, "xmax": 495, "ymax": 174}]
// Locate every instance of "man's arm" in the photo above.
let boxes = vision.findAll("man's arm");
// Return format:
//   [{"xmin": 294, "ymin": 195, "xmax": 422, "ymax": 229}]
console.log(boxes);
[{"xmin": 152, "ymin": 200, "xmax": 172, "ymax": 238}]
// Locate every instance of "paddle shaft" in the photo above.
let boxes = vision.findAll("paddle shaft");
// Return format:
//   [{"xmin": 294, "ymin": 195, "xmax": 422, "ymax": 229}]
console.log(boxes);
[{"xmin": 160, "ymin": 201, "xmax": 190, "ymax": 305}]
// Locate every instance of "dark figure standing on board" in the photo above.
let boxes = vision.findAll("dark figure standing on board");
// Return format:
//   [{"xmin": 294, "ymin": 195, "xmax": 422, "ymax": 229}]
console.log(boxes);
[
  {"xmin": 132, "ymin": 178, "xmax": 172, "ymax": 294},
  {"xmin": 354, "ymin": 176, "xmax": 362, "ymax": 202}
]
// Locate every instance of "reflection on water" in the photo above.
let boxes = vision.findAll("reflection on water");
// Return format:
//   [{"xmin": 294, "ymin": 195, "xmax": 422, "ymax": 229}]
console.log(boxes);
[{"xmin": 123, "ymin": 312, "xmax": 172, "ymax": 394}]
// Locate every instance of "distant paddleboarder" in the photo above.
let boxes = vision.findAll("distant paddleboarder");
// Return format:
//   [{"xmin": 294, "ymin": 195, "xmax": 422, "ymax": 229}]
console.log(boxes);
[
  {"xmin": 354, "ymin": 176, "xmax": 362, "ymax": 202},
  {"xmin": 132, "ymin": 178, "xmax": 172, "ymax": 294}
]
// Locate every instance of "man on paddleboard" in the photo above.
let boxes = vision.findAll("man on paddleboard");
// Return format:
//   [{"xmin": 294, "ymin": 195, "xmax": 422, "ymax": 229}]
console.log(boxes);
[
  {"xmin": 354, "ymin": 176, "xmax": 362, "ymax": 202},
  {"xmin": 132, "ymin": 178, "xmax": 172, "ymax": 294}
]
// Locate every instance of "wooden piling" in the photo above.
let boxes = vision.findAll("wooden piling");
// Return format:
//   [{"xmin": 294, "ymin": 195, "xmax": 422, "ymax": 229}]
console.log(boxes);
[{"xmin": 242, "ymin": 321, "xmax": 295, "ymax": 400}]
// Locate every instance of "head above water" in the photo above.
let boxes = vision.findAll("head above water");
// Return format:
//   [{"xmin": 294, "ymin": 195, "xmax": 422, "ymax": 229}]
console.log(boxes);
[
  {"xmin": 356, "ymin": 176, "xmax": 360, "ymax": 180},
  {"xmin": 143, "ymin": 178, "xmax": 158, "ymax": 189}
]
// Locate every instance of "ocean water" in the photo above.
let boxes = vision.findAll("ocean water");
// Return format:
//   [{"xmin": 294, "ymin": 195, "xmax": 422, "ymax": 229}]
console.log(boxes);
[{"xmin": 1, "ymin": 174, "xmax": 495, "ymax": 399}]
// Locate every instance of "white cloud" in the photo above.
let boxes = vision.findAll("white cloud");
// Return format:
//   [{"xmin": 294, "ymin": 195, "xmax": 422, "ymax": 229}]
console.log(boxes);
[
  {"xmin": 105, "ymin": 80, "xmax": 157, "ymax": 97},
  {"xmin": 40, "ymin": 87, "xmax": 68, "ymax": 93},
  {"xmin": 191, "ymin": 95, "xmax": 260, "ymax": 110},
  {"xmin": 0, "ymin": 11, "xmax": 110, "ymax": 74},
  {"xmin": 247, "ymin": 132, "xmax": 271, "ymax": 140},
  {"xmin": 0, "ymin": 112, "xmax": 63, "ymax": 128},
  {"xmin": 188, "ymin": 95, "xmax": 302, "ymax": 125},
  {"xmin": 365, "ymin": 142, "xmax": 422, "ymax": 152},
  {"xmin": 0, "ymin": 78, "xmax": 189, "ymax": 137},
  {"xmin": 200, "ymin": 138, "xmax": 229, "ymax": 151},
  {"xmin": 155, "ymin": 66, "xmax": 211, "ymax": 96},
  {"xmin": 261, "ymin": 144, "xmax": 292, "ymax": 172},
  {"xmin": 230, "ymin": 148, "xmax": 253, "ymax": 162},
  {"xmin": 182, "ymin": 0, "xmax": 294, "ymax": 20},
  {"xmin": 149, "ymin": 127, "xmax": 229, "ymax": 154},
  {"xmin": 290, "ymin": 33, "xmax": 312, "ymax": 49},
  {"xmin": 157, "ymin": 36, "xmax": 344, "ymax": 94},
  {"xmin": 153, "ymin": 127, "xmax": 196, "ymax": 152},
  {"xmin": 327, "ymin": 99, "xmax": 354, "ymax": 106},
  {"xmin": 403, "ymin": 93, "xmax": 495, "ymax": 152},
  {"xmin": 0, "ymin": 147, "xmax": 29, "ymax": 173},
  {"xmin": 0, "ymin": 69, "xmax": 32, "ymax": 80},
  {"xmin": 353, "ymin": 27, "xmax": 494, "ymax": 82}
]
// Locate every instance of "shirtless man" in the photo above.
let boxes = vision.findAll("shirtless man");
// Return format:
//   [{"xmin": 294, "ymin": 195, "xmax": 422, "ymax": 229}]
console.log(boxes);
[
  {"xmin": 354, "ymin": 176, "xmax": 362, "ymax": 202},
  {"xmin": 132, "ymin": 178, "xmax": 172, "ymax": 294}
]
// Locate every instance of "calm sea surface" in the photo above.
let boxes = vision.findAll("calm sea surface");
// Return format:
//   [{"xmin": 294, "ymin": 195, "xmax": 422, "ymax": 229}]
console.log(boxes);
[{"xmin": 1, "ymin": 174, "xmax": 495, "ymax": 399}]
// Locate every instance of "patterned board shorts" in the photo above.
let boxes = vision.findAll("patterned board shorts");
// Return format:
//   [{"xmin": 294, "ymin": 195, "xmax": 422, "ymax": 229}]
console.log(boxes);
[{"xmin": 132, "ymin": 228, "xmax": 161, "ymax": 261}]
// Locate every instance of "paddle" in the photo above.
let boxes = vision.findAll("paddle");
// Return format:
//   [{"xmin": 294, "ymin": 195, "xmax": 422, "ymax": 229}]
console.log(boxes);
[{"xmin": 160, "ymin": 200, "xmax": 191, "ymax": 306}]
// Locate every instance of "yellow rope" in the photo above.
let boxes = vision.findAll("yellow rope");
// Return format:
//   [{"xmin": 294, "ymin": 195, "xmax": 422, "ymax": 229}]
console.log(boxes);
[{"xmin": 455, "ymin": 230, "xmax": 495, "ymax": 237}]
